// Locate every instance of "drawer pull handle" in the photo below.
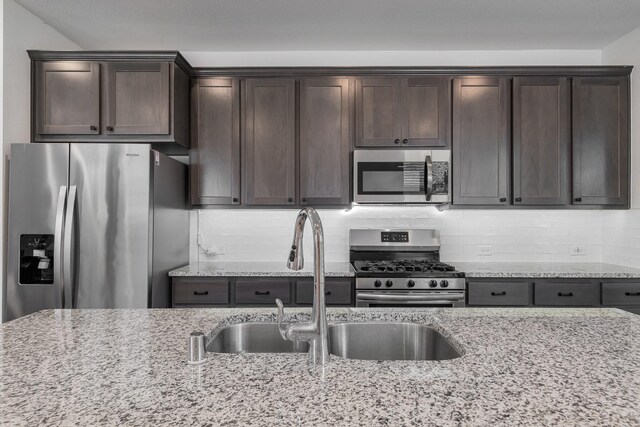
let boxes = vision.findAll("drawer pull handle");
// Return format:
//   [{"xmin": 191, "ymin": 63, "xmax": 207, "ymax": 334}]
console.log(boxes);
[
  {"xmin": 193, "ymin": 291, "xmax": 209, "ymax": 296},
  {"xmin": 255, "ymin": 290, "xmax": 271, "ymax": 296},
  {"xmin": 558, "ymin": 292, "xmax": 573, "ymax": 297},
  {"xmin": 491, "ymin": 291, "xmax": 507, "ymax": 296},
  {"xmin": 325, "ymin": 291, "xmax": 332, "ymax": 296},
  {"xmin": 625, "ymin": 292, "xmax": 640, "ymax": 296}
]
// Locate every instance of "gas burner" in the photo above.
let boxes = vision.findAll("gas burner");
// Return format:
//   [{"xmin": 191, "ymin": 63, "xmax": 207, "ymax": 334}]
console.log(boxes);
[{"xmin": 352, "ymin": 259, "xmax": 461, "ymax": 277}]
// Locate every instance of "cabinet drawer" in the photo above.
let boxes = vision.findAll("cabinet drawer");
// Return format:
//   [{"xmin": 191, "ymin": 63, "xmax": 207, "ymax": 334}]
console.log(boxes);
[
  {"xmin": 467, "ymin": 282, "xmax": 530, "ymax": 306},
  {"xmin": 534, "ymin": 282, "xmax": 598, "ymax": 306},
  {"xmin": 602, "ymin": 282, "xmax": 640, "ymax": 306},
  {"xmin": 173, "ymin": 280, "xmax": 229, "ymax": 305},
  {"xmin": 236, "ymin": 280, "xmax": 290, "ymax": 304},
  {"xmin": 296, "ymin": 280, "xmax": 353, "ymax": 305}
]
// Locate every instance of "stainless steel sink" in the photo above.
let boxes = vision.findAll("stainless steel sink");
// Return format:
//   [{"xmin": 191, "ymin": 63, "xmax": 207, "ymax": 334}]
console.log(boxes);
[
  {"xmin": 206, "ymin": 322, "xmax": 309, "ymax": 353},
  {"xmin": 329, "ymin": 322, "xmax": 461, "ymax": 361},
  {"xmin": 208, "ymin": 321, "xmax": 461, "ymax": 361}
]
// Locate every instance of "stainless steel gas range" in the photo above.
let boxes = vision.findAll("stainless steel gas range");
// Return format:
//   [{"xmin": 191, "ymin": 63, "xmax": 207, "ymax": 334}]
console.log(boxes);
[{"xmin": 350, "ymin": 229, "xmax": 465, "ymax": 308}]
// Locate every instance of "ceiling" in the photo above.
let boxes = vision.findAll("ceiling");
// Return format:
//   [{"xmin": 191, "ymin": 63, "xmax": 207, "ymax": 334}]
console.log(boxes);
[{"xmin": 15, "ymin": 0, "xmax": 640, "ymax": 51}]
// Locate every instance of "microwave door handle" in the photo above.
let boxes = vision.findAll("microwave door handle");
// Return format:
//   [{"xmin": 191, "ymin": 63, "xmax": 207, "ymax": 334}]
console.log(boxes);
[
  {"xmin": 54, "ymin": 186, "xmax": 67, "ymax": 308},
  {"xmin": 424, "ymin": 155, "xmax": 433, "ymax": 201},
  {"xmin": 63, "ymin": 186, "xmax": 77, "ymax": 309}
]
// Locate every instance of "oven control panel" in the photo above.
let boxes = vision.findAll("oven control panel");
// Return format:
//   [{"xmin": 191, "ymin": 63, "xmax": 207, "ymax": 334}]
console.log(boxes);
[
  {"xmin": 381, "ymin": 231, "xmax": 409, "ymax": 243},
  {"xmin": 356, "ymin": 277, "xmax": 465, "ymax": 290}
]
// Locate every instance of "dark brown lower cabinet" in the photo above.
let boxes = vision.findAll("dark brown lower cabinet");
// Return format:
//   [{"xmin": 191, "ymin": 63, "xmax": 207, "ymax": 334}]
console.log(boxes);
[
  {"xmin": 172, "ymin": 277, "xmax": 354, "ymax": 308},
  {"xmin": 467, "ymin": 278, "xmax": 639, "ymax": 314}
]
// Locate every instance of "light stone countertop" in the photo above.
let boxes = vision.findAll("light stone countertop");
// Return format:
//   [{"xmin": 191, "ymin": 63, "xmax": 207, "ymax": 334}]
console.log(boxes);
[
  {"xmin": 169, "ymin": 261, "xmax": 355, "ymax": 277},
  {"xmin": 455, "ymin": 262, "xmax": 640, "ymax": 279},
  {"xmin": 1, "ymin": 307, "xmax": 639, "ymax": 426}
]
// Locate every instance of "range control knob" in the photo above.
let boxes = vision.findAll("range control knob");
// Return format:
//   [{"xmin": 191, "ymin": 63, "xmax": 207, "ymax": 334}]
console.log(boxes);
[
  {"xmin": 407, "ymin": 280, "xmax": 416, "ymax": 288},
  {"xmin": 374, "ymin": 280, "xmax": 382, "ymax": 288},
  {"xmin": 428, "ymin": 280, "xmax": 438, "ymax": 288},
  {"xmin": 440, "ymin": 280, "xmax": 449, "ymax": 288},
  {"xmin": 385, "ymin": 280, "xmax": 393, "ymax": 288}
]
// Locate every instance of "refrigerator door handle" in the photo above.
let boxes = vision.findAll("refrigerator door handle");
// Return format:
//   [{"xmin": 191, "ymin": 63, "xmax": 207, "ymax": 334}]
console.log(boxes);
[
  {"xmin": 54, "ymin": 186, "xmax": 67, "ymax": 308},
  {"xmin": 63, "ymin": 185, "xmax": 77, "ymax": 309}
]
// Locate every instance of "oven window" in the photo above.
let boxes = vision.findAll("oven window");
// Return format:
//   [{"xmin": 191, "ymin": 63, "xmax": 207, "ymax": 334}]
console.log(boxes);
[{"xmin": 357, "ymin": 162, "xmax": 424, "ymax": 195}]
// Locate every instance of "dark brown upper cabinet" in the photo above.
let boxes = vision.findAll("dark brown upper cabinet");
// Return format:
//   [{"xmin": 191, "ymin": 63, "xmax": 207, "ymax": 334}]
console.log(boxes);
[
  {"xmin": 35, "ymin": 61, "xmax": 100, "ymax": 136},
  {"xmin": 513, "ymin": 77, "xmax": 570, "ymax": 206},
  {"xmin": 243, "ymin": 79, "xmax": 296, "ymax": 206},
  {"xmin": 104, "ymin": 62, "xmax": 170, "ymax": 135},
  {"xmin": 572, "ymin": 77, "xmax": 629, "ymax": 206},
  {"xmin": 190, "ymin": 78, "xmax": 240, "ymax": 206},
  {"xmin": 30, "ymin": 51, "xmax": 190, "ymax": 155},
  {"xmin": 299, "ymin": 77, "xmax": 351, "ymax": 206},
  {"xmin": 452, "ymin": 77, "xmax": 511, "ymax": 205},
  {"xmin": 356, "ymin": 77, "xmax": 450, "ymax": 147}
]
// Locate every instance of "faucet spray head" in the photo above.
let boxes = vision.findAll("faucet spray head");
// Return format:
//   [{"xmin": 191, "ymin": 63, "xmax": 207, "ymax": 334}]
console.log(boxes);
[{"xmin": 287, "ymin": 243, "xmax": 304, "ymax": 270}]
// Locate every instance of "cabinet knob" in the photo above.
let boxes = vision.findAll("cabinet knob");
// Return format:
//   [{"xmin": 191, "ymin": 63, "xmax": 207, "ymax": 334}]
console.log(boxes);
[
  {"xmin": 301, "ymin": 198, "xmax": 307, "ymax": 203},
  {"xmin": 288, "ymin": 198, "xmax": 293, "ymax": 203},
  {"xmin": 574, "ymin": 198, "xmax": 582, "ymax": 202},
  {"xmin": 232, "ymin": 197, "xmax": 239, "ymax": 203},
  {"xmin": 499, "ymin": 197, "xmax": 507, "ymax": 202},
  {"xmin": 394, "ymin": 139, "xmax": 400, "ymax": 144},
  {"xmin": 402, "ymin": 139, "xmax": 408, "ymax": 144},
  {"xmin": 106, "ymin": 126, "xmax": 114, "ymax": 132},
  {"xmin": 89, "ymin": 125, "xmax": 97, "ymax": 131},
  {"xmin": 515, "ymin": 197, "xmax": 522, "ymax": 202}
]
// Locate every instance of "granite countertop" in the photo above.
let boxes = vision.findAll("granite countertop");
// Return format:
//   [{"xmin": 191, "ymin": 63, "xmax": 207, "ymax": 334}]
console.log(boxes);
[
  {"xmin": 169, "ymin": 261, "xmax": 355, "ymax": 277},
  {"xmin": 455, "ymin": 262, "xmax": 640, "ymax": 279},
  {"xmin": 1, "ymin": 307, "xmax": 639, "ymax": 426}
]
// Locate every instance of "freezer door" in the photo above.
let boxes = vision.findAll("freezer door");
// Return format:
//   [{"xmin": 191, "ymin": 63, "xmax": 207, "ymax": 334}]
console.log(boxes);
[
  {"xmin": 69, "ymin": 144, "xmax": 152, "ymax": 309},
  {"xmin": 5, "ymin": 143, "xmax": 69, "ymax": 321}
]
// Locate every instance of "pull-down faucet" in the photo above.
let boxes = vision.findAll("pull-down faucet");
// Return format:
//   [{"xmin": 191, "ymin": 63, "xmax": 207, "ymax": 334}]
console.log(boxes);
[{"xmin": 275, "ymin": 207, "xmax": 329, "ymax": 365}]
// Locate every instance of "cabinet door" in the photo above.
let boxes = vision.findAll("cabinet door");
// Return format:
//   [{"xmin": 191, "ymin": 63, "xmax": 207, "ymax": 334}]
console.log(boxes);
[
  {"xmin": 355, "ymin": 78, "xmax": 402, "ymax": 147},
  {"xmin": 104, "ymin": 62, "xmax": 170, "ymax": 135},
  {"xmin": 190, "ymin": 78, "xmax": 240, "ymax": 206},
  {"xmin": 299, "ymin": 78, "xmax": 351, "ymax": 206},
  {"xmin": 235, "ymin": 280, "xmax": 291, "ymax": 304},
  {"xmin": 402, "ymin": 77, "xmax": 450, "ymax": 147},
  {"xmin": 513, "ymin": 77, "xmax": 570, "ymax": 205},
  {"xmin": 35, "ymin": 61, "xmax": 100, "ymax": 135},
  {"xmin": 452, "ymin": 77, "xmax": 510, "ymax": 205},
  {"xmin": 243, "ymin": 79, "xmax": 296, "ymax": 205},
  {"xmin": 572, "ymin": 77, "xmax": 629, "ymax": 206}
]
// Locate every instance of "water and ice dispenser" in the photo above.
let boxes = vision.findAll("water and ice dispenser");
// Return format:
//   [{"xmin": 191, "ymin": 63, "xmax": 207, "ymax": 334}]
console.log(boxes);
[{"xmin": 19, "ymin": 234, "xmax": 54, "ymax": 285}]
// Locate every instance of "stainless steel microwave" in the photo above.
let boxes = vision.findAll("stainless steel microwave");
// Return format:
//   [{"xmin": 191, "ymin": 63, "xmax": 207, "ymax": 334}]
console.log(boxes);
[{"xmin": 353, "ymin": 149, "xmax": 450, "ymax": 204}]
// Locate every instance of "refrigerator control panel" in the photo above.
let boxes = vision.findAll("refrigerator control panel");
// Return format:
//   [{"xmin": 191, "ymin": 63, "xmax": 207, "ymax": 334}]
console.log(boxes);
[{"xmin": 19, "ymin": 234, "xmax": 54, "ymax": 285}]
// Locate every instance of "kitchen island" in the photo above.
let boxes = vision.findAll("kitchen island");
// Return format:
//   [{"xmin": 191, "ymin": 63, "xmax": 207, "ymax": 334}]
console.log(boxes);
[{"xmin": 1, "ymin": 307, "xmax": 639, "ymax": 426}]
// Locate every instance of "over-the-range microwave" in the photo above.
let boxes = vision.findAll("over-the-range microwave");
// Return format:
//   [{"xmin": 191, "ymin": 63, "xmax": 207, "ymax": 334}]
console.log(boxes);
[{"xmin": 353, "ymin": 149, "xmax": 450, "ymax": 204}]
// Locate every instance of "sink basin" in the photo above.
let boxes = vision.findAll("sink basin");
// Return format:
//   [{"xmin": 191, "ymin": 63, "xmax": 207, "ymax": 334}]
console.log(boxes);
[
  {"xmin": 329, "ymin": 322, "xmax": 461, "ymax": 361},
  {"xmin": 208, "ymin": 321, "xmax": 461, "ymax": 361},
  {"xmin": 206, "ymin": 322, "xmax": 309, "ymax": 353}
]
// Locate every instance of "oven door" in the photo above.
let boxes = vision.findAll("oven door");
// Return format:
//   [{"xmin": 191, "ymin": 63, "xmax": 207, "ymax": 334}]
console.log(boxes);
[
  {"xmin": 355, "ymin": 290, "xmax": 465, "ymax": 308},
  {"xmin": 353, "ymin": 149, "xmax": 450, "ymax": 204}
]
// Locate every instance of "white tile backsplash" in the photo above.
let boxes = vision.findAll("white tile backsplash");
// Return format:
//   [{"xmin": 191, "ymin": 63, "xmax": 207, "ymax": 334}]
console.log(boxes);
[{"xmin": 190, "ymin": 206, "xmax": 640, "ymax": 267}]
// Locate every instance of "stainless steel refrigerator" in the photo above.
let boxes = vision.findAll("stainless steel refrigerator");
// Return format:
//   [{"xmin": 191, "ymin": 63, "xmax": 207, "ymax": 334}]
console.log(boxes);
[{"xmin": 4, "ymin": 143, "xmax": 189, "ymax": 322}]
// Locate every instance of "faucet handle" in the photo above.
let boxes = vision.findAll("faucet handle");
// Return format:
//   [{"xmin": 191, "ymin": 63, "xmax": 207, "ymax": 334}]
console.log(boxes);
[{"xmin": 275, "ymin": 298, "xmax": 290, "ymax": 341}]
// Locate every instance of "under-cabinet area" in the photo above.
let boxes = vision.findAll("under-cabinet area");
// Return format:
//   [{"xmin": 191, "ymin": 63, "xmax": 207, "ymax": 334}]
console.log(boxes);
[
  {"xmin": 172, "ymin": 277, "xmax": 354, "ymax": 307},
  {"xmin": 27, "ymin": 51, "xmax": 633, "ymax": 209}
]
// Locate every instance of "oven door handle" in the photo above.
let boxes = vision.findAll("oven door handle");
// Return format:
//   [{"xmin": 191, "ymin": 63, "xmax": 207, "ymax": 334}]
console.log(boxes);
[
  {"xmin": 424, "ymin": 155, "xmax": 433, "ymax": 201},
  {"xmin": 357, "ymin": 293, "xmax": 464, "ymax": 302}
]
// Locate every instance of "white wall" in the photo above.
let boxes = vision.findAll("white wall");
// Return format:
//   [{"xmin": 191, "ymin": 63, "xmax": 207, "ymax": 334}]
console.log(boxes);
[
  {"xmin": 600, "ymin": 28, "xmax": 640, "ymax": 268},
  {"xmin": 183, "ymin": 49, "xmax": 601, "ymax": 67},
  {"xmin": 1, "ymin": 0, "xmax": 82, "ymax": 320}
]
